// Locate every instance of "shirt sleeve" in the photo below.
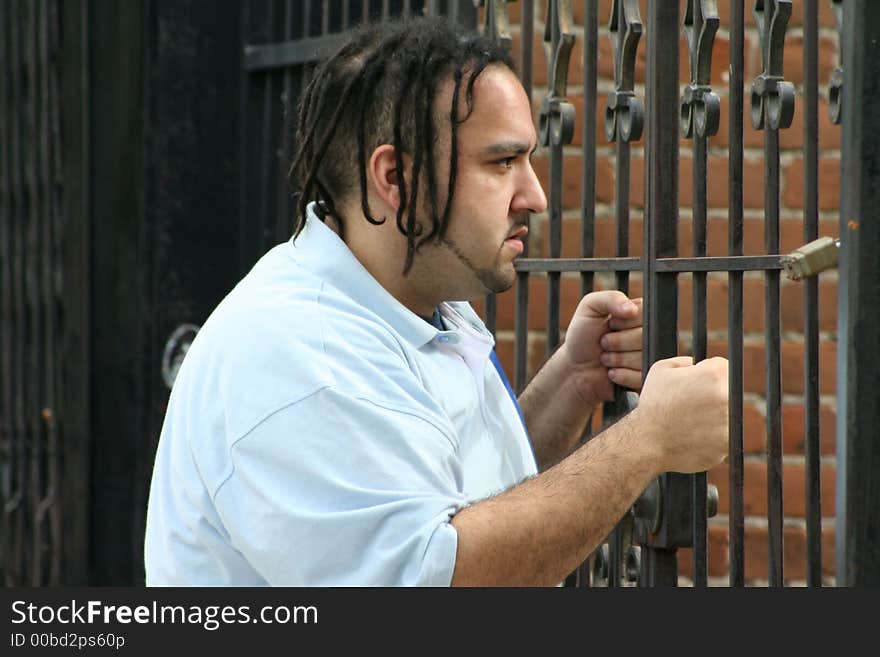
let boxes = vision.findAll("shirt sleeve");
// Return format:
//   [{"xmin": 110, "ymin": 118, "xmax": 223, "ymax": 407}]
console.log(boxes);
[{"xmin": 211, "ymin": 385, "xmax": 467, "ymax": 586}]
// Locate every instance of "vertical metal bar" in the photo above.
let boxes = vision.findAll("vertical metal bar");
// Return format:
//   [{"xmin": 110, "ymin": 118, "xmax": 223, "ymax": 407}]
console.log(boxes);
[
  {"xmin": 752, "ymin": 0, "xmax": 792, "ymax": 588},
  {"xmin": 0, "ymin": 0, "xmax": 19, "ymax": 586},
  {"xmin": 46, "ymin": 0, "xmax": 63, "ymax": 585},
  {"xmin": 802, "ymin": 0, "xmax": 822, "ymax": 588},
  {"xmin": 23, "ymin": 0, "xmax": 43, "ymax": 585},
  {"xmin": 258, "ymin": 1, "xmax": 277, "ymax": 252},
  {"xmin": 837, "ymin": 0, "xmax": 880, "ymax": 587},
  {"xmin": 58, "ymin": 0, "xmax": 91, "ymax": 585},
  {"xmin": 276, "ymin": 0, "xmax": 297, "ymax": 243},
  {"xmin": 606, "ymin": 0, "xmax": 632, "ymax": 588},
  {"xmin": 643, "ymin": 0, "xmax": 680, "ymax": 587},
  {"xmin": 323, "ymin": 0, "xmax": 330, "ymax": 34},
  {"xmin": 727, "ymin": 0, "xmax": 745, "ymax": 588},
  {"xmin": 514, "ymin": 0, "xmax": 534, "ymax": 394},
  {"xmin": 11, "ymin": 0, "xmax": 28, "ymax": 586},
  {"xmin": 37, "ymin": 0, "xmax": 60, "ymax": 586},
  {"xmin": 687, "ymin": 0, "xmax": 709, "ymax": 588},
  {"xmin": 764, "ymin": 125, "xmax": 784, "ymax": 587},
  {"xmin": 581, "ymin": 0, "xmax": 596, "ymax": 300}
]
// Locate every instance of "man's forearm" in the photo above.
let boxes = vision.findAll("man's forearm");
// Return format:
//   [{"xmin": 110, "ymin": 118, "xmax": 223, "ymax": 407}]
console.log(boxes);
[
  {"xmin": 449, "ymin": 409, "xmax": 659, "ymax": 586},
  {"xmin": 518, "ymin": 346, "xmax": 603, "ymax": 470}
]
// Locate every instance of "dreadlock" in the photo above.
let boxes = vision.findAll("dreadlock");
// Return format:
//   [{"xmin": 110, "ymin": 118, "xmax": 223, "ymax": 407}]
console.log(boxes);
[{"xmin": 288, "ymin": 16, "xmax": 515, "ymax": 273}]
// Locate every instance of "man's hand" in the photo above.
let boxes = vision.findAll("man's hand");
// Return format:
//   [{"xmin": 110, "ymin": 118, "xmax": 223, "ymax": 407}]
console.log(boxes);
[{"xmin": 562, "ymin": 290, "xmax": 643, "ymax": 407}]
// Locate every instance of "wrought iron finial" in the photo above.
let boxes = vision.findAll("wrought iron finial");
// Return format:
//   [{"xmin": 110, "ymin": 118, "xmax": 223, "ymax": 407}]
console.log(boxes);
[
  {"xmin": 538, "ymin": 0, "xmax": 576, "ymax": 147},
  {"xmin": 749, "ymin": 0, "xmax": 795, "ymax": 130},
  {"xmin": 680, "ymin": 1, "xmax": 721, "ymax": 139},
  {"xmin": 475, "ymin": 0, "xmax": 514, "ymax": 50},
  {"xmin": 829, "ymin": 0, "xmax": 843, "ymax": 125},
  {"xmin": 604, "ymin": 0, "xmax": 644, "ymax": 143}
]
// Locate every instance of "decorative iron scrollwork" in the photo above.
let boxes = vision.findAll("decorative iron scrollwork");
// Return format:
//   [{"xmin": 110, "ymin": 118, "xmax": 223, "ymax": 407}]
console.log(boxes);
[
  {"xmin": 680, "ymin": 1, "xmax": 721, "ymax": 139},
  {"xmin": 538, "ymin": 0, "xmax": 576, "ymax": 148},
  {"xmin": 605, "ymin": 0, "xmax": 644, "ymax": 143},
  {"xmin": 750, "ymin": 0, "xmax": 795, "ymax": 131},
  {"xmin": 829, "ymin": 0, "xmax": 843, "ymax": 125},
  {"xmin": 475, "ymin": 0, "xmax": 514, "ymax": 50}
]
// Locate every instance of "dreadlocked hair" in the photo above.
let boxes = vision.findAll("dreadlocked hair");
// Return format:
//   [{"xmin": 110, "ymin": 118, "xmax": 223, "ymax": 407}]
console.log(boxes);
[{"xmin": 288, "ymin": 16, "xmax": 515, "ymax": 273}]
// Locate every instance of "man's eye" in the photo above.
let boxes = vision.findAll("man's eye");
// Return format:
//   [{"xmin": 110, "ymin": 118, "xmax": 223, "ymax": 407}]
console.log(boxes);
[{"xmin": 497, "ymin": 157, "xmax": 516, "ymax": 168}]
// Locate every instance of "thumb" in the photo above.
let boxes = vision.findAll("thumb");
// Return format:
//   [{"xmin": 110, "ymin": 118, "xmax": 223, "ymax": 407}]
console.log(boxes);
[{"xmin": 579, "ymin": 290, "xmax": 638, "ymax": 320}]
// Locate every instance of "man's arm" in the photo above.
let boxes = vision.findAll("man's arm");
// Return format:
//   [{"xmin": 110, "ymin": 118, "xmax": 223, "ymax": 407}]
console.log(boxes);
[
  {"xmin": 518, "ymin": 293, "xmax": 644, "ymax": 470},
  {"xmin": 450, "ymin": 356, "xmax": 728, "ymax": 586}
]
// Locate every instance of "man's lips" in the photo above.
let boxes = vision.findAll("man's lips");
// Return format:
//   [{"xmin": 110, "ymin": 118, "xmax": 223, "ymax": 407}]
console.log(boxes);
[{"xmin": 505, "ymin": 226, "xmax": 528, "ymax": 254}]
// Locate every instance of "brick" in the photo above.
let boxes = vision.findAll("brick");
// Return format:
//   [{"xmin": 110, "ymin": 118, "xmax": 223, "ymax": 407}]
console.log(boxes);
[
  {"xmin": 780, "ymin": 278, "xmax": 839, "ymax": 333},
  {"xmin": 739, "ymin": 276, "xmax": 840, "ymax": 334},
  {"xmin": 743, "ymin": 523, "xmax": 833, "ymax": 583},
  {"xmin": 781, "ymin": 34, "xmax": 839, "ymax": 87},
  {"xmin": 781, "ymin": 404, "xmax": 836, "ymax": 457},
  {"xmin": 709, "ymin": 460, "xmax": 835, "ymax": 519},
  {"xmin": 677, "ymin": 524, "xmax": 730, "ymax": 580},
  {"xmin": 538, "ymin": 215, "xmax": 643, "ymax": 259},
  {"xmin": 629, "ymin": 155, "xmax": 767, "ymax": 211},
  {"xmin": 783, "ymin": 157, "xmax": 841, "ymax": 211},
  {"xmin": 707, "ymin": 338, "xmax": 837, "ymax": 396},
  {"xmin": 712, "ymin": 94, "xmax": 842, "ymax": 151},
  {"xmin": 494, "ymin": 274, "xmax": 585, "ymax": 332},
  {"xmin": 532, "ymin": 154, "xmax": 616, "ymax": 211}
]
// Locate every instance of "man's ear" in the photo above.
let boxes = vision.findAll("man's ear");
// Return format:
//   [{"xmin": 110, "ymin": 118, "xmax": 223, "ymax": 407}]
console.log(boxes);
[{"xmin": 368, "ymin": 144, "xmax": 403, "ymax": 211}]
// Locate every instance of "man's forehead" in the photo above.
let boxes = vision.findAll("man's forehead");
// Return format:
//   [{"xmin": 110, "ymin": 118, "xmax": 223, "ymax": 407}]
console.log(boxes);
[{"xmin": 435, "ymin": 65, "xmax": 535, "ymax": 141}]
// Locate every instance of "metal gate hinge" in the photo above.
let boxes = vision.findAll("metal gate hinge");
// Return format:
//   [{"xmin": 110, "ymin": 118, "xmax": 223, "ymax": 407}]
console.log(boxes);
[{"xmin": 781, "ymin": 236, "xmax": 840, "ymax": 281}]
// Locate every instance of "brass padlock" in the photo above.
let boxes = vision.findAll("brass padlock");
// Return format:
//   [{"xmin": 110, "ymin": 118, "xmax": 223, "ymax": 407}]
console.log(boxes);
[{"xmin": 781, "ymin": 236, "xmax": 840, "ymax": 281}]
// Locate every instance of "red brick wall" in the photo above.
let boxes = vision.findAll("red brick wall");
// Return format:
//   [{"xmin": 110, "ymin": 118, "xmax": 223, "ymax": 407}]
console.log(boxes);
[{"xmin": 477, "ymin": 1, "xmax": 840, "ymax": 585}]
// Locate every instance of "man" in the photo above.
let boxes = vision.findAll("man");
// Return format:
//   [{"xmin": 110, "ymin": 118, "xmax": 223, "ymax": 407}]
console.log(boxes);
[{"xmin": 144, "ymin": 17, "xmax": 728, "ymax": 586}]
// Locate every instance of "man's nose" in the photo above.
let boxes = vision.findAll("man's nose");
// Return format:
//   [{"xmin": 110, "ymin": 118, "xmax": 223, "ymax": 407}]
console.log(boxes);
[{"xmin": 513, "ymin": 161, "xmax": 548, "ymax": 215}]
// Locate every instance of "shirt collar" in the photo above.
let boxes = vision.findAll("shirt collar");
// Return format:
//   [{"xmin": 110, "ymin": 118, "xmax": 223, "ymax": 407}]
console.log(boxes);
[{"xmin": 287, "ymin": 203, "xmax": 439, "ymax": 348}]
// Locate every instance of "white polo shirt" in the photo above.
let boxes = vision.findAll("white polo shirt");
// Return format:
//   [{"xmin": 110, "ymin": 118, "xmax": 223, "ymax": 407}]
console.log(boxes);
[{"xmin": 144, "ymin": 205, "xmax": 538, "ymax": 586}]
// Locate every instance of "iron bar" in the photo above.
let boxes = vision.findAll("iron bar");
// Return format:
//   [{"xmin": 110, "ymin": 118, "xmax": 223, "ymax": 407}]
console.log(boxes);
[
  {"xmin": 0, "ymin": 0, "xmax": 14, "ymax": 586},
  {"xmin": 9, "ymin": 0, "xmax": 27, "ymax": 586},
  {"xmin": 581, "ymin": 0, "xmax": 596, "ymax": 300},
  {"xmin": 764, "ymin": 115, "xmax": 784, "ymax": 587},
  {"xmin": 681, "ymin": 0, "xmax": 720, "ymax": 588},
  {"xmin": 837, "ymin": 0, "xmax": 880, "ymax": 586},
  {"xmin": 515, "ymin": 255, "xmax": 783, "ymax": 273},
  {"xmin": 540, "ymin": 1, "xmax": 576, "ymax": 357},
  {"xmin": 513, "ymin": 0, "xmax": 534, "ymax": 394},
  {"xmin": 642, "ymin": 0, "xmax": 681, "ymax": 586},
  {"xmin": 728, "ymin": 0, "xmax": 745, "ymax": 588},
  {"xmin": 751, "ymin": 0, "xmax": 793, "ymax": 587},
  {"xmin": 58, "ymin": 0, "xmax": 90, "ymax": 585},
  {"xmin": 803, "ymin": 0, "xmax": 822, "ymax": 588}
]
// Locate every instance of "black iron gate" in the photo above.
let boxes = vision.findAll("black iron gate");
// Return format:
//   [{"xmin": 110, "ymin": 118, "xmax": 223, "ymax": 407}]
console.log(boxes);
[
  {"xmin": 483, "ymin": 0, "xmax": 877, "ymax": 586},
  {"xmin": 2, "ymin": 0, "xmax": 878, "ymax": 586}
]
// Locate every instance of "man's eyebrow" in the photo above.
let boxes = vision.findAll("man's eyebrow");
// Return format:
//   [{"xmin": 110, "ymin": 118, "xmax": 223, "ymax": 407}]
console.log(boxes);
[{"xmin": 481, "ymin": 141, "xmax": 538, "ymax": 156}]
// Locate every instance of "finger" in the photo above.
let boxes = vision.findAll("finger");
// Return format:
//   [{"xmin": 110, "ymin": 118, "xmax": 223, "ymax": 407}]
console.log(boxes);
[
  {"xmin": 608, "ymin": 367, "xmax": 643, "ymax": 390},
  {"xmin": 608, "ymin": 311, "xmax": 642, "ymax": 331},
  {"xmin": 577, "ymin": 290, "xmax": 639, "ymax": 320},
  {"xmin": 651, "ymin": 356, "xmax": 694, "ymax": 370},
  {"xmin": 600, "ymin": 327, "xmax": 642, "ymax": 352},
  {"xmin": 600, "ymin": 350, "xmax": 642, "ymax": 370}
]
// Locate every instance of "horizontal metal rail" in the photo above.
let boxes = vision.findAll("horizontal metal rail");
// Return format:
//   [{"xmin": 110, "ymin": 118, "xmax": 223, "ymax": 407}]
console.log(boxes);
[
  {"xmin": 515, "ymin": 255, "xmax": 784, "ymax": 273},
  {"xmin": 243, "ymin": 33, "xmax": 346, "ymax": 71}
]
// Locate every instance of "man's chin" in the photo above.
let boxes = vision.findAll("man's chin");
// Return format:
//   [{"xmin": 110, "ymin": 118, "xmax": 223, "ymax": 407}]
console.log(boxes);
[{"xmin": 479, "ymin": 266, "xmax": 517, "ymax": 294}]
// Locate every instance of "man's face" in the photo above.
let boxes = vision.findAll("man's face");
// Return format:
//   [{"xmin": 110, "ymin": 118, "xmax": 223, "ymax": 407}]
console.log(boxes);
[{"xmin": 412, "ymin": 65, "xmax": 547, "ymax": 301}]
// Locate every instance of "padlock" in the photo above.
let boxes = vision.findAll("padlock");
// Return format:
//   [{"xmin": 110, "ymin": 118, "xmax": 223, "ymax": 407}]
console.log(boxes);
[{"xmin": 781, "ymin": 236, "xmax": 840, "ymax": 281}]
